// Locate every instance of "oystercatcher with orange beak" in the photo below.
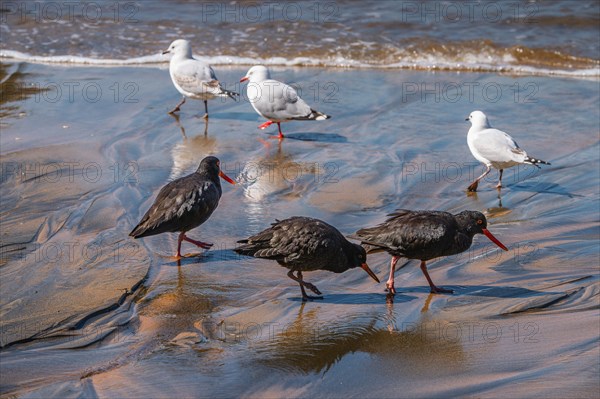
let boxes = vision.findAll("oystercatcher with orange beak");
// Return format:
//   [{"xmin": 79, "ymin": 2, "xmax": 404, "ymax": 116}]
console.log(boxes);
[
  {"xmin": 235, "ymin": 217, "xmax": 380, "ymax": 301},
  {"xmin": 130, "ymin": 156, "xmax": 235, "ymax": 258},
  {"xmin": 351, "ymin": 210, "xmax": 508, "ymax": 295}
]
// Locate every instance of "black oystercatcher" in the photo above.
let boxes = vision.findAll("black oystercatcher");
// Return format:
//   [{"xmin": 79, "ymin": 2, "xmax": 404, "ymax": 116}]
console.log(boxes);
[
  {"xmin": 234, "ymin": 217, "xmax": 380, "ymax": 301},
  {"xmin": 129, "ymin": 156, "xmax": 235, "ymax": 258},
  {"xmin": 351, "ymin": 210, "xmax": 508, "ymax": 295}
]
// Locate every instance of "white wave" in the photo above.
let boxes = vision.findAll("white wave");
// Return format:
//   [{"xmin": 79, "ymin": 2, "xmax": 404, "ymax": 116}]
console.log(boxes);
[
  {"xmin": 1, "ymin": 49, "xmax": 598, "ymax": 79},
  {"xmin": 0, "ymin": 50, "xmax": 166, "ymax": 65}
]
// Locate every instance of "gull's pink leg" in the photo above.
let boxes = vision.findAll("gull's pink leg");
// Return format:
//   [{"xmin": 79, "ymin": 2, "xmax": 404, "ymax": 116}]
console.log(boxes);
[
  {"xmin": 169, "ymin": 97, "xmax": 186, "ymax": 114},
  {"xmin": 467, "ymin": 165, "xmax": 491, "ymax": 192},
  {"xmin": 496, "ymin": 169, "xmax": 504, "ymax": 190}
]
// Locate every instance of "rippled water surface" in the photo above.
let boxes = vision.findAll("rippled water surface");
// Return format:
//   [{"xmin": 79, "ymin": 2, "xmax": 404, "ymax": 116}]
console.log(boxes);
[
  {"xmin": 1, "ymin": 0, "xmax": 599, "ymax": 75},
  {"xmin": 1, "ymin": 1, "xmax": 599, "ymax": 397},
  {"xmin": 1, "ymin": 61, "xmax": 598, "ymax": 398}
]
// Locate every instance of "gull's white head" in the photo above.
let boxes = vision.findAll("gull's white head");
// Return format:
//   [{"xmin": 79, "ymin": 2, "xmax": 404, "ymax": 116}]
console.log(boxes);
[
  {"xmin": 466, "ymin": 110, "xmax": 491, "ymax": 130},
  {"xmin": 240, "ymin": 65, "xmax": 271, "ymax": 83},
  {"xmin": 162, "ymin": 39, "xmax": 193, "ymax": 58}
]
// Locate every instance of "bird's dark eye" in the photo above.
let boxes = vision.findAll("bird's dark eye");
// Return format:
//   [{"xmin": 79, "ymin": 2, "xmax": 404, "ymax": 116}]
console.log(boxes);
[{"xmin": 477, "ymin": 219, "xmax": 483, "ymax": 225}]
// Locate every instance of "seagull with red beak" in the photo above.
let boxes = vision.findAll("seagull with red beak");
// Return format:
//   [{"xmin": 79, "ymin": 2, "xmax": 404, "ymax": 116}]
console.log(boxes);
[{"xmin": 240, "ymin": 65, "xmax": 330, "ymax": 140}]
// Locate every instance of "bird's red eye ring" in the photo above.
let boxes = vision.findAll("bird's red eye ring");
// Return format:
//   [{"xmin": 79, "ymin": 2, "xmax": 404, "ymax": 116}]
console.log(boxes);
[{"xmin": 477, "ymin": 219, "xmax": 483, "ymax": 225}]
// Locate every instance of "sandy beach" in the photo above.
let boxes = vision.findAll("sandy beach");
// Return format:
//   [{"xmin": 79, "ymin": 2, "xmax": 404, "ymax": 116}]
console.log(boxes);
[{"xmin": 0, "ymin": 59, "xmax": 598, "ymax": 397}]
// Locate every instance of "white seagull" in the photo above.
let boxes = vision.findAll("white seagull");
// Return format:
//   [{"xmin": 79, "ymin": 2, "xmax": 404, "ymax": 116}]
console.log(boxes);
[
  {"xmin": 240, "ymin": 65, "xmax": 330, "ymax": 139},
  {"xmin": 162, "ymin": 39, "xmax": 237, "ymax": 118},
  {"xmin": 466, "ymin": 110, "xmax": 550, "ymax": 191}
]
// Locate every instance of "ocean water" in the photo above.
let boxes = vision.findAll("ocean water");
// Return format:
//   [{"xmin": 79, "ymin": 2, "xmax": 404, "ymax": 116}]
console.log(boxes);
[
  {"xmin": 1, "ymin": 1, "xmax": 599, "ymax": 398},
  {"xmin": 1, "ymin": 0, "xmax": 599, "ymax": 75}
]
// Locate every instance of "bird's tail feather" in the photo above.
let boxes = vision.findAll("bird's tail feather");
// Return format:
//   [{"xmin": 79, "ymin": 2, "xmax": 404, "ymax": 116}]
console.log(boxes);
[
  {"xmin": 129, "ymin": 224, "xmax": 145, "ymax": 238},
  {"xmin": 293, "ymin": 109, "xmax": 331, "ymax": 121},
  {"xmin": 233, "ymin": 241, "xmax": 256, "ymax": 256},
  {"xmin": 220, "ymin": 89, "xmax": 239, "ymax": 100},
  {"xmin": 524, "ymin": 156, "xmax": 551, "ymax": 168},
  {"xmin": 311, "ymin": 109, "xmax": 330, "ymax": 121}
]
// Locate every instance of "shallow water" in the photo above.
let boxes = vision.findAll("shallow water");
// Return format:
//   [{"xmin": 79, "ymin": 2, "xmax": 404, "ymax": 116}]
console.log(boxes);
[{"xmin": 0, "ymin": 61, "xmax": 598, "ymax": 397}]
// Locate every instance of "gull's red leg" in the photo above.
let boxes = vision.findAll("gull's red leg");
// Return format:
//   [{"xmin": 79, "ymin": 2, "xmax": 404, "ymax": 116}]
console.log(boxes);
[
  {"xmin": 467, "ymin": 165, "xmax": 491, "ymax": 192},
  {"xmin": 275, "ymin": 122, "xmax": 284, "ymax": 139},
  {"xmin": 169, "ymin": 96, "xmax": 186, "ymax": 114},
  {"xmin": 259, "ymin": 120, "xmax": 273, "ymax": 129}
]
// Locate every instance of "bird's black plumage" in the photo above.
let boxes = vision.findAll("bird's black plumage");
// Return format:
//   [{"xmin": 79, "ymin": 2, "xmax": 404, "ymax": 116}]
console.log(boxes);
[
  {"xmin": 129, "ymin": 156, "xmax": 233, "ymax": 257},
  {"xmin": 353, "ymin": 210, "xmax": 486, "ymax": 260},
  {"xmin": 235, "ymin": 216, "xmax": 379, "ymax": 300},
  {"xmin": 351, "ymin": 210, "xmax": 507, "ymax": 295}
]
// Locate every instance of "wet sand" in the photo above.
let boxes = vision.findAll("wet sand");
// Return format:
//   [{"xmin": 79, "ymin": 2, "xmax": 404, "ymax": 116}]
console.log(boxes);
[{"xmin": 1, "ymin": 62, "xmax": 599, "ymax": 398}]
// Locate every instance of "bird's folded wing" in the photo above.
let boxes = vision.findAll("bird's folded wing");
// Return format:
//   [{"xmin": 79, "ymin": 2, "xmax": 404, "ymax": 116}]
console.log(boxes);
[
  {"xmin": 354, "ymin": 211, "xmax": 453, "ymax": 253},
  {"xmin": 143, "ymin": 180, "xmax": 218, "ymax": 230},
  {"xmin": 173, "ymin": 61, "xmax": 225, "ymax": 96},
  {"xmin": 472, "ymin": 128, "xmax": 526, "ymax": 161},
  {"xmin": 256, "ymin": 80, "xmax": 312, "ymax": 119}
]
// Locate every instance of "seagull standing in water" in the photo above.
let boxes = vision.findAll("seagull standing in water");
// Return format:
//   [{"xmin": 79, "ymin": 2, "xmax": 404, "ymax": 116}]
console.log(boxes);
[
  {"xmin": 466, "ymin": 110, "xmax": 550, "ymax": 191},
  {"xmin": 240, "ymin": 65, "xmax": 330, "ymax": 139},
  {"xmin": 163, "ymin": 39, "xmax": 238, "ymax": 118}
]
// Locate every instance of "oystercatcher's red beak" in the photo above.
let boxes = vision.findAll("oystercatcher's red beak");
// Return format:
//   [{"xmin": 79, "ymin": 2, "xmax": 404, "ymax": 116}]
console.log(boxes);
[
  {"xmin": 361, "ymin": 263, "xmax": 380, "ymax": 283},
  {"xmin": 219, "ymin": 170, "xmax": 236, "ymax": 185},
  {"xmin": 240, "ymin": 76, "xmax": 249, "ymax": 83},
  {"xmin": 482, "ymin": 229, "xmax": 508, "ymax": 251}
]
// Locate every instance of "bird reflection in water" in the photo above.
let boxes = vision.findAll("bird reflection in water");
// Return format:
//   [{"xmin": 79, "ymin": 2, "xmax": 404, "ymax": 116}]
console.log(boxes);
[
  {"xmin": 241, "ymin": 141, "xmax": 316, "ymax": 204},
  {"xmin": 139, "ymin": 261, "xmax": 214, "ymax": 346},
  {"xmin": 468, "ymin": 190, "xmax": 512, "ymax": 218},
  {"xmin": 169, "ymin": 114, "xmax": 217, "ymax": 181},
  {"xmin": 254, "ymin": 301, "xmax": 466, "ymax": 375},
  {"xmin": 383, "ymin": 293, "xmax": 433, "ymax": 332}
]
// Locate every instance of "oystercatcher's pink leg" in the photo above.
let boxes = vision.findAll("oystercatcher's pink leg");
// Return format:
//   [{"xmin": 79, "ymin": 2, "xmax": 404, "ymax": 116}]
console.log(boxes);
[
  {"xmin": 176, "ymin": 232, "xmax": 185, "ymax": 258},
  {"xmin": 386, "ymin": 256, "xmax": 399, "ymax": 294},
  {"xmin": 287, "ymin": 270, "xmax": 323, "ymax": 301},
  {"xmin": 420, "ymin": 261, "xmax": 453, "ymax": 294},
  {"xmin": 183, "ymin": 235, "xmax": 213, "ymax": 249},
  {"xmin": 176, "ymin": 232, "xmax": 213, "ymax": 257}
]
